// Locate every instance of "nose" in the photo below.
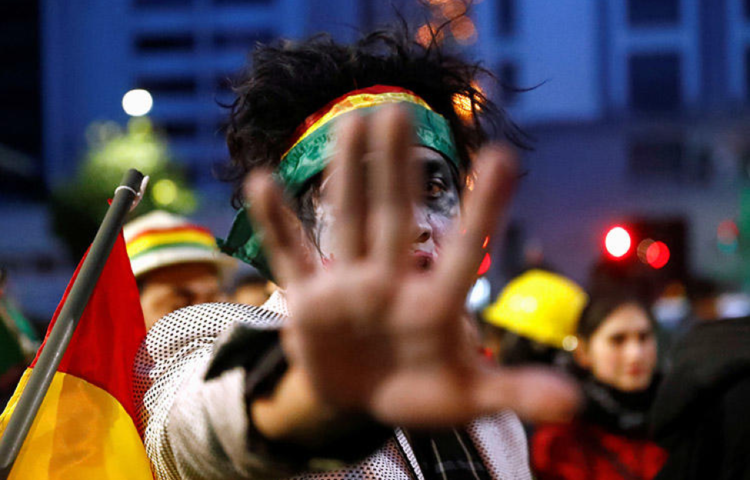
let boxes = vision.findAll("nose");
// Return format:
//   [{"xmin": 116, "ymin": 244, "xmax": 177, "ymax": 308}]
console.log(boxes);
[
  {"xmin": 412, "ymin": 206, "xmax": 433, "ymax": 244},
  {"xmin": 624, "ymin": 339, "xmax": 646, "ymax": 364}
]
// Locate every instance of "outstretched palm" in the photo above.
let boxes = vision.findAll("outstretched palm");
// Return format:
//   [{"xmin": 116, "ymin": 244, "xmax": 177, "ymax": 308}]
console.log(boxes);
[{"xmin": 247, "ymin": 107, "xmax": 579, "ymax": 428}]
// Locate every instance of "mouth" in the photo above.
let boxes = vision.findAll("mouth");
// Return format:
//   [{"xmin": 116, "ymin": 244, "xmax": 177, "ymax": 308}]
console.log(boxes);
[
  {"xmin": 412, "ymin": 251, "xmax": 434, "ymax": 271},
  {"xmin": 626, "ymin": 366, "xmax": 647, "ymax": 377}
]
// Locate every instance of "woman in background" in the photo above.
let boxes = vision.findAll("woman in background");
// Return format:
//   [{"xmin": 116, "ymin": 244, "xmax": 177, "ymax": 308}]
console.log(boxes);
[{"xmin": 531, "ymin": 291, "xmax": 667, "ymax": 480}]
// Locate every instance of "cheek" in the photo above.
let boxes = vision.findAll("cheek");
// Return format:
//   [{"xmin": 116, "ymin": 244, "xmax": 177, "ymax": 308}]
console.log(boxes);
[
  {"xmin": 427, "ymin": 198, "xmax": 460, "ymax": 245},
  {"xmin": 589, "ymin": 341, "xmax": 623, "ymax": 378},
  {"xmin": 427, "ymin": 213, "xmax": 454, "ymax": 244},
  {"xmin": 140, "ymin": 289, "xmax": 179, "ymax": 320},
  {"xmin": 642, "ymin": 339, "xmax": 658, "ymax": 368}
]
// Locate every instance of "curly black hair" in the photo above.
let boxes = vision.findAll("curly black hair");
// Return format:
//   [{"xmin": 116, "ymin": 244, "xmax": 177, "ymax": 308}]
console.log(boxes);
[{"xmin": 223, "ymin": 24, "xmax": 528, "ymax": 212}]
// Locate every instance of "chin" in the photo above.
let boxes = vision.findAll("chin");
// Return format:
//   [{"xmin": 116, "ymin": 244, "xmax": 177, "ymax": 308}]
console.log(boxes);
[{"xmin": 618, "ymin": 376, "xmax": 652, "ymax": 392}]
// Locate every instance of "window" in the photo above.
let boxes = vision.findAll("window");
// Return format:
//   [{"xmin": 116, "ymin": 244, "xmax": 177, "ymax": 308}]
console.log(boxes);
[
  {"xmin": 497, "ymin": 0, "xmax": 515, "ymax": 36},
  {"xmin": 0, "ymin": 0, "xmax": 44, "ymax": 199},
  {"xmin": 161, "ymin": 121, "xmax": 198, "ymax": 139},
  {"xmin": 629, "ymin": 53, "xmax": 681, "ymax": 112},
  {"xmin": 627, "ymin": 0, "xmax": 680, "ymax": 26},
  {"xmin": 498, "ymin": 62, "xmax": 519, "ymax": 106},
  {"xmin": 133, "ymin": 0, "xmax": 193, "ymax": 8},
  {"xmin": 628, "ymin": 136, "xmax": 712, "ymax": 184},
  {"xmin": 135, "ymin": 34, "xmax": 194, "ymax": 54},
  {"xmin": 137, "ymin": 77, "xmax": 197, "ymax": 95},
  {"xmin": 212, "ymin": 30, "xmax": 275, "ymax": 49},
  {"xmin": 628, "ymin": 138, "xmax": 684, "ymax": 179},
  {"xmin": 213, "ymin": 0, "xmax": 274, "ymax": 5}
]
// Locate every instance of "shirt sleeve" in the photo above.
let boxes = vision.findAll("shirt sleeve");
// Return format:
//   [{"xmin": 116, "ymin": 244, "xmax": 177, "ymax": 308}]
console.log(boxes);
[{"xmin": 133, "ymin": 302, "xmax": 389, "ymax": 480}]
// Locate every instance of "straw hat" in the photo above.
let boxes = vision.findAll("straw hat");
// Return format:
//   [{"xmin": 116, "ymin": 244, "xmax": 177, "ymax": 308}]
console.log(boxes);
[{"xmin": 124, "ymin": 210, "xmax": 234, "ymax": 279}]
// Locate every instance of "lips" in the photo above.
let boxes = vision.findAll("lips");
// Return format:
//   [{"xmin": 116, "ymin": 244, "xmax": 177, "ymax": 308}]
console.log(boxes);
[
  {"xmin": 412, "ymin": 251, "xmax": 434, "ymax": 271},
  {"xmin": 626, "ymin": 366, "xmax": 647, "ymax": 377}
]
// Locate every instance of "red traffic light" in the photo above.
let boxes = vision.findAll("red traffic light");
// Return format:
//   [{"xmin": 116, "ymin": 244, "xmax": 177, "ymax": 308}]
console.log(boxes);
[
  {"xmin": 477, "ymin": 252, "xmax": 491, "ymax": 276},
  {"xmin": 605, "ymin": 226, "xmax": 632, "ymax": 259},
  {"xmin": 645, "ymin": 241, "xmax": 670, "ymax": 269}
]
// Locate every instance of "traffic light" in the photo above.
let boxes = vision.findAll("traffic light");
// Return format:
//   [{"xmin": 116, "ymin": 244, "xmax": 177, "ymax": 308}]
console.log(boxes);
[
  {"xmin": 595, "ymin": 218, "xmax": 687, "ymax": 293},
  {"xmin": 604, "ymin": 226, "xmax": 633, "ymax": 259}
]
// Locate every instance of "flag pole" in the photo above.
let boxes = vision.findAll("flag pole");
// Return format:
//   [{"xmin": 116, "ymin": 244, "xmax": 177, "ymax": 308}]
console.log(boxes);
[{"xmin": 0, "ymin": 169, "xmax": 146, "ymax": 478}]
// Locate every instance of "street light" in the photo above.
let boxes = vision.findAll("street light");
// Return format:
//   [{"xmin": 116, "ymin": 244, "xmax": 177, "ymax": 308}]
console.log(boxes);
[{"xmin": 122, "ymin": 89, "xmax": 153, "ymax": 117}]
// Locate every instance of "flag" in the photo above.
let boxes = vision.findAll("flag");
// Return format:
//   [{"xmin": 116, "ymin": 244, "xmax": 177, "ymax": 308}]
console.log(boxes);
[{"xmin": 0, "ymin": 234, "xmax": 153, "ymax": 479}]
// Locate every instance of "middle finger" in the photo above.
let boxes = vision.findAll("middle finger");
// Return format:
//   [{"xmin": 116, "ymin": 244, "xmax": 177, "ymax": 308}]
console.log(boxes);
[{"xmin": 369, "ymin": 106, "xmax": 419, "ymax": 268}]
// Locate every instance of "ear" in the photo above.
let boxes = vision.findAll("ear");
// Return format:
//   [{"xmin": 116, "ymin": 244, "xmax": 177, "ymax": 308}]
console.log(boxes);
[{"xmin": 572, "ymin": 339, "xmax": 591, "ymax": 369}]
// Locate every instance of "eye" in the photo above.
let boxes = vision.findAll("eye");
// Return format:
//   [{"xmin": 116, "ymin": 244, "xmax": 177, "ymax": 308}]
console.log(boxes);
[
  {"xmin": 638, "ymin": 331, "xmax": 653, "ymax": 343},
  {"xmin": 609, "ymin": 334, "xmax": 626, "ymax": 346},
  {"xmin": 425, "ymin": 178, "xmax": 447, "ymax": 199}
]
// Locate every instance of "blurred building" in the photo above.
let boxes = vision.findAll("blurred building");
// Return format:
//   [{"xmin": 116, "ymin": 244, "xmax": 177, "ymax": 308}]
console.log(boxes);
[
  {"xmin": 4, "ymin": 0, "xmax": 750, "ymax": 319},
  {"xmin": 471, "ymin": 0, "xmax": 750, "ymax": 287}
]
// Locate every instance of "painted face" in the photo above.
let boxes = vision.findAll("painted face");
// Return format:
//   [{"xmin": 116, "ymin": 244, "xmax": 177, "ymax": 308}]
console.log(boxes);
[
  {"xmin": 312, "ymin": 146, "xmax": 461, "ymax": 270},
  {"xmin": 139, "ymin": 262, "xmax": 224, "ymax": 330},
  {"xmin": 577, "ymin": 303, "xmax": 658, "ymax": 392}
]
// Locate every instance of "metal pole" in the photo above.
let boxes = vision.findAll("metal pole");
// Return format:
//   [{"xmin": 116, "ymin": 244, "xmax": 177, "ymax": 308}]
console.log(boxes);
[{"xmin": 0, "ymin": 169, "xmax": 145, "ymax": 479}]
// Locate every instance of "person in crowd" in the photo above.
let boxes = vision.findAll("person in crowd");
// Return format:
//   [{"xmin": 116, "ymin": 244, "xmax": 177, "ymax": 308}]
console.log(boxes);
[
  {"xmin": 531, "ymin": 291, "xmax": 667, "ymax": 480},
  {"xmin": 124, "ymin": 210, "xmax": 233, "ymax": 330},
  {"xmin": 133, "ymin": 24, "xmax": 581, "ymax": 480},
  {"xmin": 231, "ymin": 271, "xmax": 275, "ymax": 307},
  {"xmin": 650, "ymin": 316, "xmax": 750, "ymax": 480},
  {"xmin": 0, "ymin": 268, "xmax": 39, "ymax": 409},
  {"xmin": 482, "ymin": 269, "xmax": 587, "ymax": 366}
]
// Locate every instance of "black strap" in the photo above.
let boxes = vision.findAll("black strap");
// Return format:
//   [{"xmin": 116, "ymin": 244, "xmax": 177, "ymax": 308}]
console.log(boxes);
[{"xmin": 402, "ymin": 428, "xmax": 493, "ymax": 480}]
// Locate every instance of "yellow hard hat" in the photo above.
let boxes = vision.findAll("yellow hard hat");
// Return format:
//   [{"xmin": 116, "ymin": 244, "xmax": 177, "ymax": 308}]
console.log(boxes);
[{"xmin": 482, "ymin": 269, "xmax": 588, "ymax": 350}]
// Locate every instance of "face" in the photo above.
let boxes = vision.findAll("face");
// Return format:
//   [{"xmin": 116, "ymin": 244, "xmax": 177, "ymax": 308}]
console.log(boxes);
[
  {"xmin": 312, "ymin": 146, "xmax": 460, "ymax": 270},
  {"xmin": 139, "ymin": 262, "xmax": 224, "ymax": 330},
  {"xmin": 575, "ymin": 303, "xmax": 658, "ymax": 392},
  {"xmin": 233, "ymin": 281, "xmax": 273, "ymax": 307}
]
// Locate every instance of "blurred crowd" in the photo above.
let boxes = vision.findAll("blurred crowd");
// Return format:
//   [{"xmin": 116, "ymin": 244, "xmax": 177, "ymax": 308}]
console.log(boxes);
[
  {"xmin": 478, "ymin": 265, "xmax": 750, "ymax": 480},
  {"xmin": 2, "ymin": 208, "xmax": 749, "ymax": 480}
]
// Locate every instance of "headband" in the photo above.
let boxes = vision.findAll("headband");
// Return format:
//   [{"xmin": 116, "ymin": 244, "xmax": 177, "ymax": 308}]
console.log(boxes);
[{"xmin": 218, "ymin": 85, "xmax": 459, "ymax": 279}]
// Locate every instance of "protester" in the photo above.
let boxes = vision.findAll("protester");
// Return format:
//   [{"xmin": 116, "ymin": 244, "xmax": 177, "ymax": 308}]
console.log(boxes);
[
  {"xmin": 133, "ymin": 25, "xmax": 581, "ymax": 480},
  {"xmin": 124, "ymin": 210, "xmax": 233, "ymax": 330},
  {"xmin": 482, "ymin": 269, "xmax": 587, "ymax": 366},
  {"xmin": 231, "ymin": 271, "xmax": 274, "ymax": 307},
  {"xmin": 0, "ymin": 268, "xmax": 39, "ymax": 409},
  {"xmin": 532, "ymin": 291, "xmax": 667, "ymax": 480},
  {"xmin": 650, "ymin": 317, "xmax": 750, "ymax": 480}
]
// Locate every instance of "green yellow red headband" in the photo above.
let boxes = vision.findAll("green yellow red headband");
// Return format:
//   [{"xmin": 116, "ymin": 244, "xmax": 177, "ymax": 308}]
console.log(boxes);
[{"xmin": 218, "ymin": 85, "xmax": 459, "ymax": 278}]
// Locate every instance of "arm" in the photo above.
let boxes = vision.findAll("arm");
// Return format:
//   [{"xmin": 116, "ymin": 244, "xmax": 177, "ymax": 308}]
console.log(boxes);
[{"xmin": 136, "ymin": 305, "xmax": 390, "ymax": 480}]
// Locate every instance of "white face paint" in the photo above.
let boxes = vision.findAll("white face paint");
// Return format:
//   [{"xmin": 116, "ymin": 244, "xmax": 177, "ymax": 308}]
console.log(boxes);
[{"xmin": 312, "ymin": 146, "xmax": 461, "ymax": 271}]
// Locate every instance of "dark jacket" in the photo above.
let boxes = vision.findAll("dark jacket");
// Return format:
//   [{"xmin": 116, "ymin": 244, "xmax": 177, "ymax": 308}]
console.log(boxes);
[{"xmin": 651, "ymin": 317, "xmax": 750, "ymax": 480}]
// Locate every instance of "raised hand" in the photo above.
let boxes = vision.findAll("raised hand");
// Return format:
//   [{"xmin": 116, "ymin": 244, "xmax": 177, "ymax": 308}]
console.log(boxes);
[{"xmin": 246, "ymin": 106, "xmax": 580, "ymax": 430}]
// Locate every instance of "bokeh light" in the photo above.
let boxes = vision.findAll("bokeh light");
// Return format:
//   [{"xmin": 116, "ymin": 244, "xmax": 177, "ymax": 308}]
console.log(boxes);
[
  {"xmin": 451, "ymin": 17, "xmax": 477, "ymax": 44},
  {"xmin": 604, "ymin": 226, "xmax": 632, "ymax": 258},
  {"xmin": 122, "ymin": 89, "xmax": 153, "ymax": 117},
  {"xmin": 477, "ymin": 252, "xmax": 492, "ymax": 276},
  {"xmin": 453, "ymin": 83, "xmax": 483, "ymax": 123},
  {"xmin": 416, "ymin": 23, "xmax": 444, "ymax": 47},
  {"xmin": 717, "ymin": 219, "xmax": 739, "ymax": 254},
  {"xmin": 645, "ymin": 241, "xmax": 670, "ymax": 269},
  {"xmin": 152, "ymin": 178, "xmax": 178, "ymax": 206}
]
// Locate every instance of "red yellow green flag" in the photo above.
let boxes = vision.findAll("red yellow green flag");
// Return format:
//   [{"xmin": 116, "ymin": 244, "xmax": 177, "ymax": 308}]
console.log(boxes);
[{"xmin": 0, "ymin": 234, "xmax": 153, "ymax": 479}]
